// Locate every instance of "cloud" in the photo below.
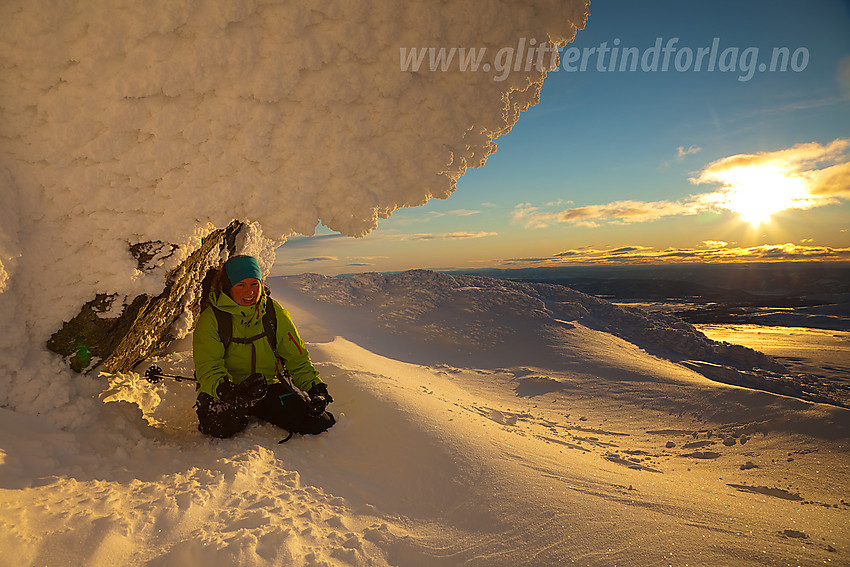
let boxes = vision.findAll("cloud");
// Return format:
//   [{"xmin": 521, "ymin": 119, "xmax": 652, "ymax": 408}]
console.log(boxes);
[
  {"xmin": 274, "ymin": 252, "xmax": 387, "ymax": 270},
  {"xmin": 516, "ymin": 139, "xmax": 850, "ymax": 229},
  {"xmin": 692, "ymin": 139, "xmax": 849, "ymax": 222},
  {"xmin": 389, "ymin": 208, "xmax": 482, "ymax": 227},
  {"xmin": 805, "ymin": 161, "xmax": 850, "ymax": 198},
  {"xmin": 693, "ymin": 139, "xmax": 849, "ymax": 192},
  {"xmin": 606, "ymin": 246, "xmax": 651, "ymax": 255},
  {"xmin": 676, "ymin": 145, "xmax": 701, "ymax": 160},
  {"xmin": 280, "ymin": 234, "xmax": 348, "ymax": 248},
  {"xmin": 503, "ymin": 243, "xmax": 850, "ymax": 267},
  {"xmin": 661, "ymin": 144, "xmax": 701, "ymax": 168},
  {"xmin": 839, "ymin": 55, "xmax": 850, "ymax": 100},
  {"xmin": 406, "ymin": 231, "xmax": 497, "ymax": 240},
  {"xmin": 505, "ymin": 256, "xmax": 558, "ymax": 263},
  {"xmin": 512, "ymin": 198, "xmax": 706, "ymax": 228}
]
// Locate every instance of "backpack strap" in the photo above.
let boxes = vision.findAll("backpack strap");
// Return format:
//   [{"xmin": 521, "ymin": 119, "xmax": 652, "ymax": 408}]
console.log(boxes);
[
  {"xmin": 230, "ymin": 331, "xmax": 268, "ymax": 375},
  {"xmin": 209, "ymin": 296, "xmax": 281, "ymax": 377},
  {"xmin": 262, "ymin": 296, "xmax": 278, "ymax": 347},
  {"xmin": 210, "ymin": 305, "xmax": 233, "ymax": 351},
  {"xmin": 261, "ymin": 297, "xmax": 289, "ymax": 378}
]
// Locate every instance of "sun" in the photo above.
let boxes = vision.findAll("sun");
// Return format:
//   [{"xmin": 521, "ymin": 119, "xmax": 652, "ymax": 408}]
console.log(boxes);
[{"xmin": 708, "ymin": 165, "xmax": 809, "ymax": 226}]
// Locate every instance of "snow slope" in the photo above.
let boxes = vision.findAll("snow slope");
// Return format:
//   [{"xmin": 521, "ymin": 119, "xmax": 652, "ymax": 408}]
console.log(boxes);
[{"xmin": 1, "ymin": 270, "xmax": 847, "ymax": 566}]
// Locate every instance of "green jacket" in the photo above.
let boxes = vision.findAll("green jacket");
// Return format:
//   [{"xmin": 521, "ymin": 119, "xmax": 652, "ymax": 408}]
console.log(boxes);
[{"xmin": 192, "ymin": 289, "xmax": 322, "ymax": 399}]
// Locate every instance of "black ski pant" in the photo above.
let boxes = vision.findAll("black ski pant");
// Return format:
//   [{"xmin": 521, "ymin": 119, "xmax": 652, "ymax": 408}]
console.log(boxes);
[{"xmin": 196, "ymin": 382, "xmax": 335, "ymax": 439}]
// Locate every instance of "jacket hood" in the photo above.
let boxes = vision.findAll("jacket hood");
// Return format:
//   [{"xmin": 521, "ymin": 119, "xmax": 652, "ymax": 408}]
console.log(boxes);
[{"xmin": 209, "ymin": 287, "xmax": 269, "ymax": 327}]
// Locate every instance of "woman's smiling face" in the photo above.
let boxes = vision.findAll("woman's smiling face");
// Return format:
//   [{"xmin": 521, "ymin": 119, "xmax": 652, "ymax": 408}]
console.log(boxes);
[{"xmin": 230, "ymin": 278, "xmax": 261, "ymax": 306}]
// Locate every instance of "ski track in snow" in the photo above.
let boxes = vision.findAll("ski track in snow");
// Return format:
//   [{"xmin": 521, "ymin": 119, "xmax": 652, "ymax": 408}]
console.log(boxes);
[{"xmin": 0, "ymin": 271, "xmax": 848, "ymax": 566}]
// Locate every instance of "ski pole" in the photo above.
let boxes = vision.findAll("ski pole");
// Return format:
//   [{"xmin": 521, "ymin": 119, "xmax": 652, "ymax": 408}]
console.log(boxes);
[{"xmin": 144, "ymin": 365, "xmax": 197, "ymax": 385}]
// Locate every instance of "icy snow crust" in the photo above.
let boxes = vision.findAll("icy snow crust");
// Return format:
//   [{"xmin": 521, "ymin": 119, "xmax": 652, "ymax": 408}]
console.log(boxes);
[{"xmin": 1, "ymin": 271, "xmax": 848, "ymax": 566}]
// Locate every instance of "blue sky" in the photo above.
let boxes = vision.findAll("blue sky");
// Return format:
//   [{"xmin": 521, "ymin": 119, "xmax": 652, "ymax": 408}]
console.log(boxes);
[{"xmin": 274, "ymin": 0, "xmax": 850, "ymax": 276}]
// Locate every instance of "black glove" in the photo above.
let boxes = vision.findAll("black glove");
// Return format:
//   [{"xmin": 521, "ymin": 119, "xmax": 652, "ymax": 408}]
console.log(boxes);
[
  {"xmin": 216, "ymin": 373, "xmax": 268, "ymax": 409},
  {"xmin": 307, "ymin": 383, "xmax": 333, "ymax": 416}
]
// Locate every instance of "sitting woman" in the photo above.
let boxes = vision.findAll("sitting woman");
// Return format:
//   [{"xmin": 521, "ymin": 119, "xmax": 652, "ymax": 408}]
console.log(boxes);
[{"xmin": 192, "ymin": 255, "xmax": 334, "ymax": 439}]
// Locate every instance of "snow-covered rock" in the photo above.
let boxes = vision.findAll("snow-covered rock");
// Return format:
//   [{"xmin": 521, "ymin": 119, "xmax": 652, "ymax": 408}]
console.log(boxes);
[{"xmin": 46, "ymin": 220, "xmax": 244, "ymax": 373}]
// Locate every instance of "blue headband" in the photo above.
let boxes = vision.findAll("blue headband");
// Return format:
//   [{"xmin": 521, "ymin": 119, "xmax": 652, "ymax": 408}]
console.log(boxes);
[{"xmin": 225, "ymin": 256, "xmax": 263, "ymax": 286}]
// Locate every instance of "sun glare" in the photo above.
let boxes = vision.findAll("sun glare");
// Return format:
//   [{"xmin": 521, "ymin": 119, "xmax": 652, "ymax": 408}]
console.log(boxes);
[{"xmin": 708, "ymin": 165, "xmax": 810, "ymax": 226}]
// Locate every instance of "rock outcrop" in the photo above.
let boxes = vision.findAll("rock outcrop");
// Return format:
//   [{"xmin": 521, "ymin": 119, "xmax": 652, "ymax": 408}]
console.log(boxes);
[{"xmin": 47, "ymin": 221, "xmax": 245, "ymax": 373}]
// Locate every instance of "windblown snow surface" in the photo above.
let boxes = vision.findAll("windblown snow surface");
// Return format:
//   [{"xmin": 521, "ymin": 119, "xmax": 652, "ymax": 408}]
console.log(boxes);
[{"xmin": 1, "ymin": 270, "xmax": 848, "ymax": 566}]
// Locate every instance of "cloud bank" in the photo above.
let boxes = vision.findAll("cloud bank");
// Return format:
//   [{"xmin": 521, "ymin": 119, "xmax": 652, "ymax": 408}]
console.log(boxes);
[
  {"xmin": 514, "ymin": 139, "xmax": 849, "ymax": 228},
  {"xmin": 405, "ymin": 231, "xmax": 497, "ymax": 241},
  {"xmin": 513, "ymin": 198, "xmax": 706, "ymax": 228},
  {"xmin": 505, "ymin": 242, "xmax": 850, "ymax": 267},
  {"xmin": 694, "ymin": 139, "xmax": 849, "ymax": 221}
]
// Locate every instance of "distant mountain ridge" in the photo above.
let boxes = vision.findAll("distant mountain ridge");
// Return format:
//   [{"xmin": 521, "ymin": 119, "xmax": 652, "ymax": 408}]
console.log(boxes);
[
  {"xmin": 444, "ymin": 262, "xmax": 850, "ymax": 330},
  {"xmin": 273, "ymin": 269, "xmax": 849, "ymax": 408},
  {"xmin": 444, "ymin": 262, "xmax": 850, "ymax": 296}
]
